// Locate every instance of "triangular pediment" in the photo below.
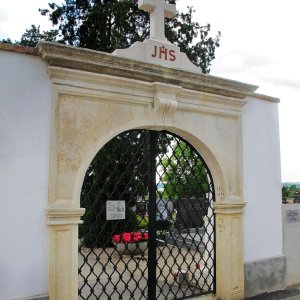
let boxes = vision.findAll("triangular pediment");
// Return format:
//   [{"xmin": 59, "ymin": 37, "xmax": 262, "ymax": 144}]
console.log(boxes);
[{"xmin": 113, "ymin": 40, "xmax": 202, "ymax": 74}]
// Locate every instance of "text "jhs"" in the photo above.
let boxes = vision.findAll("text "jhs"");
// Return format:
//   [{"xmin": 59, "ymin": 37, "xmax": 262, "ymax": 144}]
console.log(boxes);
[{"xmin": 151, "ymin": 46, "xmax": 176, "ymax": 62}]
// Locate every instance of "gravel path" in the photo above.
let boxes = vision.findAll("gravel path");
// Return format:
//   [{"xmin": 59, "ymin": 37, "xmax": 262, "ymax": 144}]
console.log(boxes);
[{"xmin": 78, "ymin": 245, "xmax": 213, "ymax": 299}]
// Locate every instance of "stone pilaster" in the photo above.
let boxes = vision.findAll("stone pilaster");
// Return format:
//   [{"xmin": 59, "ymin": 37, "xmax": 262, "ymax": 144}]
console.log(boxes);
[
  {"xmin": 47, "ymin": 207, "xmax": 85, "ymax": 300},
  {"xmin": 214, "ymin": 202, "xmax": 246, "ymax": 300}
]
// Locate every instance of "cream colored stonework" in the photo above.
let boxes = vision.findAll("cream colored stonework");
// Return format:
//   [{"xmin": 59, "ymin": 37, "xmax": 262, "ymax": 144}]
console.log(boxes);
[
  {"xmin": 214, "ymin": 203, "xmax": 246, "ymax": 300},
  {"xmin": 38, "ymin": 41, "xmax": 258, "ymax": 300},
  {"xmin": 113, "ymin": 39, "xmax": 203, "ymax": 74}
]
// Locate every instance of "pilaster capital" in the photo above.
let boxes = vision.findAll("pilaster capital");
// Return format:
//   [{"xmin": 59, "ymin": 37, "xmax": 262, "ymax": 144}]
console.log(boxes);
[
  {"xmin": 214, "ymin": 202, "xmax": 246, "ymax": 215},
  {"xmin": 46, "ymin": 206, "xmax": 86, "ymax": 226}
]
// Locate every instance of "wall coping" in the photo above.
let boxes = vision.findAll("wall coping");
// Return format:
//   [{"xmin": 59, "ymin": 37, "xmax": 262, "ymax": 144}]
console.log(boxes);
[
  {"xmin": 251, "ymin": 92, "xmax": 280, "ymax": 103},
  {"xmin": 0, "ymin": 42, "xmax": 38, "ymax": 56}
]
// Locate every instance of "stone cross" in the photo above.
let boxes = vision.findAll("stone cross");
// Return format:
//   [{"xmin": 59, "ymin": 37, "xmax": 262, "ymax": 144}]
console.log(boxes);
[{"xmin": 138, "ymin": 0, "xmax": 176, "ymax": 42}]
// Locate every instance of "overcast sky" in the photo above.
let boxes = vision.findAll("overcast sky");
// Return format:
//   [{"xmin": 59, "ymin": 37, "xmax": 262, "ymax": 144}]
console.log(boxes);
[{"xmin": 1, "ymin": 0, "xmax": 299, "ymax": 182}]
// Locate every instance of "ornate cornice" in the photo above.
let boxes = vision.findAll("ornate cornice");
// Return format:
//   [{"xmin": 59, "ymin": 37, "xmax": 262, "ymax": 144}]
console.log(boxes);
[{"xmin": 37, "ymin": 41, "xmax": 258, "ymax": 100}]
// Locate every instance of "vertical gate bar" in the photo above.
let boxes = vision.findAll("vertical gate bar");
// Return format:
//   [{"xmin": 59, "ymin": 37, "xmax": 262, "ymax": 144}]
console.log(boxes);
[{"xmin": 148, "ymin": 130, "xmax": 157, "ymax": 300}]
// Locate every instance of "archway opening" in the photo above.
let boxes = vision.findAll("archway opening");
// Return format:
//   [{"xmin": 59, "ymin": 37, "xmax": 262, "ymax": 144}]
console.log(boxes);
[{"xmin": 78, "ymin": 129, "xmax": 216, "ymax": 299}]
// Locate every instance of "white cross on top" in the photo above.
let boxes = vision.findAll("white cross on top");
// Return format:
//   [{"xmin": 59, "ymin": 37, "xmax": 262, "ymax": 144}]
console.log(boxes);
[{"xmin": 138, "ymin": 0, "xmax": 176, "ymax": 42}]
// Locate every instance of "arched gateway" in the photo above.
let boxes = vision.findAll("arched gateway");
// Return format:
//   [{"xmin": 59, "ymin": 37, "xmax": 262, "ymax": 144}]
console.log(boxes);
[
  {"xmin": 43, "ymin": 44, "xmax": 250, "ymax": 299},
  {"xmin": 43, "ymin": 0, "xmax": 256, "ymax": 299},
  {"xmin": 78, "ymin": 130, "xmax": 215, "ymax": 299}
]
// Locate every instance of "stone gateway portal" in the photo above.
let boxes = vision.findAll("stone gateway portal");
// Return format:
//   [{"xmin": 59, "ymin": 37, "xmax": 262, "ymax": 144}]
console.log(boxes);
[
  {"xmin": 0, "ymin": 0, "xmax": 284, "ymax": 298},
  {"xmin": 78, "ymin": 130, "xmax": 215, "ymax": 299}
]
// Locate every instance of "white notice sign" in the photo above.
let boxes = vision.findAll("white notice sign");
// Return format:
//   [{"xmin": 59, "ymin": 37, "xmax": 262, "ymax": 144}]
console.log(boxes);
[{"xmin": 106, "ymin": 201, "xmax": 126, "ymax": 220}]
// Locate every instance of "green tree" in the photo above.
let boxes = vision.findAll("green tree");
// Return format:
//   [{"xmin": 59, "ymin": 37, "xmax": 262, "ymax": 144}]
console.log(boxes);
[
  {"xmin": 2, "ymin": 0, "xmax": 221, "ymax": 74},
  {"xmin": 0, "ymin": 26, "xmax": 58, "ymax": 47},
  {"xmin": 160, "ymin": 139, "xmax": 210, "ymax": 200},
  {"xmin": 282, "ymin": 185, "xmax": 289, "ymax": 198},
  {"xmin": 17, "ymin": 25, "xmax": 58, "ymax": 47},
  {"xmin": 0, "ymin": 38, "xmax": 13, "ymax": 44},
  {"xmin": 80, "ymin": 130, "xmax": 151, "ymax": 247}
]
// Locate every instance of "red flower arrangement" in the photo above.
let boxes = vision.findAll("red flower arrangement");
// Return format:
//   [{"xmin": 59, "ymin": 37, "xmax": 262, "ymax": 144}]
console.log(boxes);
[{"xmin": 112, "ymin": 232, "xmax": 149, "ymax": 244}]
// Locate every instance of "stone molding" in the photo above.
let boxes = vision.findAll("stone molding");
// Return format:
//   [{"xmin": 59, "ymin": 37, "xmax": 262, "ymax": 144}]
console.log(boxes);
[
  {"xmin": 214, "ymin": 202, "xmax": 246, "ymax": 215},
  {"xmin": 47, "ymin": 66, "xmax": 248, "ymax": 116},
  {"xmin": 38, "ymin": 41, "xmax": 258, "ymax": 99},
  {"xmin": 47, "ymin": 207, "xmax": 85, "ymax": 225}
]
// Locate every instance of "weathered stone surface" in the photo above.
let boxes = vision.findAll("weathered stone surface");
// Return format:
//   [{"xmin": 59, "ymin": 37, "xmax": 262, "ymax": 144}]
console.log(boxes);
[
  {"xmin": 37, "ymin": 41, "xmax": 258, "ymax": 99},
  {"xmin": 244, "ymin": 256, "xmax": 286, "ymax": 298},
  {"xmin": 0, "ymin": 42, "xmax": 38, "ymax": 56}
]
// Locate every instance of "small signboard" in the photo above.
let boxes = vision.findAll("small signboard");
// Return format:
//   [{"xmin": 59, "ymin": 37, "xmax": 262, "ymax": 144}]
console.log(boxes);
[
  {"xmin": 287, "ymin": 210, "xmax": 299, "ymax": 224},
  {"xmin": 106, "ymin": 201, "xmax": 125, "ymax": 220}
]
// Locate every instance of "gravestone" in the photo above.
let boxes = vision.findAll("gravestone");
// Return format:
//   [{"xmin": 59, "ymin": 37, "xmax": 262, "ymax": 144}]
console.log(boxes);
[{"xmin": 176, "ymin": 198, "xmax": 208, "ymax": 229}]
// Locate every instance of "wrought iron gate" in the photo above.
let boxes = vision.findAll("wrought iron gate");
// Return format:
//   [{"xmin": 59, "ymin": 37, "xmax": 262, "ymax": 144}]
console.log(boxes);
[{"xmin": 78, "ymin": 130, "xmax": 215, "ymax": 300}]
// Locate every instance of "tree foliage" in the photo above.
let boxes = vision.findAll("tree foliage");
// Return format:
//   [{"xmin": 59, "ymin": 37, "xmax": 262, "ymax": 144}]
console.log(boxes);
[
  {"xmin": 17, "ymin": 25, "xmax": 58, "ymax": 47},
  {"xmin": 282, "ymin": 185, "xmax": 289, "ymax": 198},
  {"xmin": 1, "ymin": 0, "xmax": 221, "ymax": 73},
  {"xmin": 0, "ymin": 26, "xmax": 58, "ymax": 47},
  {"xmin": 80, "ymin": 130, "xmax": 150, "ymax": 247},
  {"xmin": 282, "ymin": 184, "xmax": 300, "ymax": 199},
  {"xmin": 160, "ymin": 139, "xmax": 210, "ymax": 200},
  {"xmin": 0, "ymin": 38, "xmax": 13, "ymax": 44}
]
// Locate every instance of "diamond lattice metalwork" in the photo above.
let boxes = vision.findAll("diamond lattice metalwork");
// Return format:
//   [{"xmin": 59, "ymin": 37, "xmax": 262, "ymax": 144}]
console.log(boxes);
[{"xmin": 78, "ymin": 130, "xmax": 215, "ymax": 300}]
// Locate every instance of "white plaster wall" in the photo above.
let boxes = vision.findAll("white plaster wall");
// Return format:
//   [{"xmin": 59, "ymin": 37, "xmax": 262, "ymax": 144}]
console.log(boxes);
[
  {"xmin": 0, "ymin": 51, "xmax": 51, "ymax": 299},
  {"xmin": 243, "ymin": 97, "xmax": 283, "ymax": 261}
]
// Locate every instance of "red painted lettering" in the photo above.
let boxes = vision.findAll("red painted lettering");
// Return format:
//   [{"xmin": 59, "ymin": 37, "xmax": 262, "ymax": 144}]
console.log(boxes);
[
  {"xmin": 169, "ymin": 50, "xmax": 176, "ymax": 61},
  {"xmin": 151, "ymin": 45, "xmax": 176, "ymax": 62},
  {"xmin": 159, "ymin": 46, "xmax": 168, "ymax": 60},
  {"xmin": 151, "ymin": 46, "xmax": 158, "ymax": 58}
]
